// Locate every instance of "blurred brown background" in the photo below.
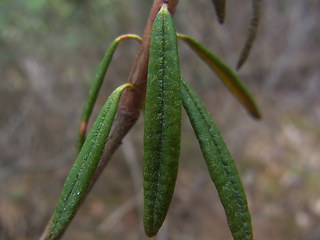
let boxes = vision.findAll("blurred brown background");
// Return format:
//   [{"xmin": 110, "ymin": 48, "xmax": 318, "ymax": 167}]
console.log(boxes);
[{"xmin": 1, "ymin": 0, "xmax": 320, "ymax": 239}]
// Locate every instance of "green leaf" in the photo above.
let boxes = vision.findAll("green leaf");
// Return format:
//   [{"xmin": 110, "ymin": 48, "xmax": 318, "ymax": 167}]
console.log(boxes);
[
  {"xmin": 211, "ymin": 0, "xmax": 226, "ymax": 24},
  {"xmin": 178, "ymin": 33, "xmax": 261, "ymax": 119},
  {"xmin": 49, "ymin": 83, "xmax": 133, "ymax": 240},
  {"xmin": 181, "ymin": 78, "xmax": 253, "ymax": 240},
  {"xmin": 143, "ymin": 4, "xmax": 181, "ymax": 237},
  {"xmin": 77, "ymin": 34, "xmax": 141, "ymax": 152},
  {"xmin": 237, "ymin": 0, "xmax": 261, "ymax": 69}
]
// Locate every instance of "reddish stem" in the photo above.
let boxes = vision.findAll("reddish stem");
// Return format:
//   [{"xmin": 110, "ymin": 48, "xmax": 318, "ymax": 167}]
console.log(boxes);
[{"xmin": 90, "ymin": 0, "xmax": 179, "ymax": 190}]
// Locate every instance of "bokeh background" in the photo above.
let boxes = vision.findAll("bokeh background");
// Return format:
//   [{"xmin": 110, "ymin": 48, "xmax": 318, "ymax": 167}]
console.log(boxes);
[{"xmin": 1, "ymin": 0, "xmax": 320, "ymax": 239}]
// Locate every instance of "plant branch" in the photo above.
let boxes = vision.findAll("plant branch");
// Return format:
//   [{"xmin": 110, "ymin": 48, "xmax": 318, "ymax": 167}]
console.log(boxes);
[
  {"xmin": 89, "ymin": 0, "xmax": 179, "ymax": 189},
  {"xmin": 40, "ymin": 1, "xmax": 179, "ymax": 239}
]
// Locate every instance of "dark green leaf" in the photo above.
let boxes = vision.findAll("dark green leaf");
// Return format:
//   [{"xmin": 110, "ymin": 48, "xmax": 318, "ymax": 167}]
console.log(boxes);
[
  {"xmin": 49, "ymin": 83, "xmax": 133, "ymax": 240},
  {"xmin": 181, "ymin": 78, "xmax": 253, "ymax": 240},
  {"xmin": 143, "ymin": 4, "xmax": 181, "ymax": 237}
]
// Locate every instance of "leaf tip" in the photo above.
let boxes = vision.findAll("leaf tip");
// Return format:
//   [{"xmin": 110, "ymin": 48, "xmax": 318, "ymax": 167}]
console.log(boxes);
[
  {"xmin": 212, "ymin": 0, "xmax": 226, "ymax": 24},
  {"xmin": 237, "ymin": 0, "xmax": 261, "ymax": 69},
  {"xmin": 250, "ymin": 108, "xmax": 262, "ymax": 120}
]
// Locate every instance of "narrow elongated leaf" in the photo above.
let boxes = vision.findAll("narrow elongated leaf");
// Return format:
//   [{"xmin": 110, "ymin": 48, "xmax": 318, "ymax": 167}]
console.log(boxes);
[
  {"xmin": 237, "ymin": 0, "xmax": 261, "ymax": 69},
  {"xmin": 143, "ymin": 4, "xmax": 181, "ymax": 237},
  {"xmin": 49, "ymin": 83, "xmax": 133, "ymax": 240},
  {"xmin": 77, "ymin": 34, "xmax": 141, "ymax": 152},
  {"xmin": 181, "ymin": 78, "xmax": 253, "ymax": 240},
  {"xmin": 211, "ymin": 0, "xmax": 226, "ymax": 24},
  {"xmin": 178, "ymin": 34, "xmax": 261, "ymax": 119}
]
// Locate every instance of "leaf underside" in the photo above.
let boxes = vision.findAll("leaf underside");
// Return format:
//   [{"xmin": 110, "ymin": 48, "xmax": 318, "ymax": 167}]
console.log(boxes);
[{"xmin": 178, "ymin": 34, "xmax": 261, "ymax": 119}]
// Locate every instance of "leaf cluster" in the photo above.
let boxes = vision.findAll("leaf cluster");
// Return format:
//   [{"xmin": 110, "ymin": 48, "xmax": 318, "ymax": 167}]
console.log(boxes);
[{"xmin": 43, "ymin": 1, "xmax": 262, "ymax": 239}]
